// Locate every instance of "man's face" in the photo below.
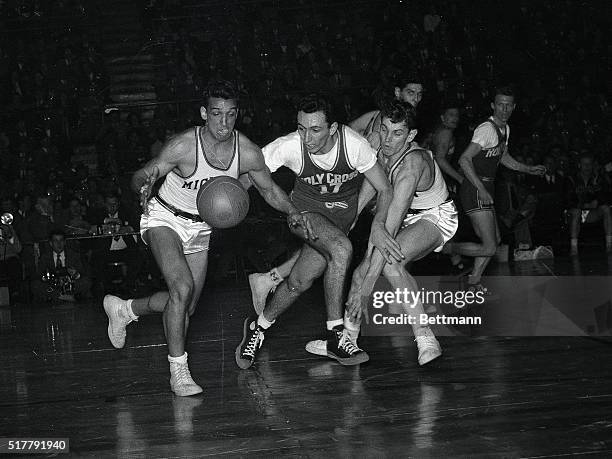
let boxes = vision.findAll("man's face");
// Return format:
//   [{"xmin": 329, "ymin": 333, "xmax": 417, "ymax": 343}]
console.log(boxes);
[
  {"xmin": 441, "ymin": 108, "xmax": 460, "ymax": 129},
  {"xmin": 380, "ymin": 117, "xmax": 417, "ymax": 157},
  {"xmin": 201, "ymin": 97, "xmax": 238, "ymax": 142},
  {"xmin": 50, "ymin": 234, "xmax": 65, "ymax": 254},
  {"xmin": 580, "ymin": 157, "xmax": 594, "ymax": 176},
  {"xmin": 297, "ymin": 110, "xmax": 337, "ymax": 155},
  {"xmin": 105, "ymin": 197, "xmax": 119, "ymax": 215},
  {"xmin": 491, "ymin": 94, "xmax": 515, "ymax": 124},
  {"xmin": 395, "ymin": 83, "xmax": 423, "ymax": 108}
]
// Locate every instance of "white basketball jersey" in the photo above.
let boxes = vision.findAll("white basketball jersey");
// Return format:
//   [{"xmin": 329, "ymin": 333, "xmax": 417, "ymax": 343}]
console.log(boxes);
[
  {"xmin": 158, "ymin": 127, "xmax": 241, "ymax": 214},
  {"xmin": 388, "ymin": 145, "xmax": 449, "ymax": 210}
]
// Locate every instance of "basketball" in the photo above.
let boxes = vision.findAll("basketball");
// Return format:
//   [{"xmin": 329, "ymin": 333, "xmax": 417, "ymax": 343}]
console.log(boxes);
[{"xmin": 196, "ymin": 176, "xmax": 250, "ymax": 228}]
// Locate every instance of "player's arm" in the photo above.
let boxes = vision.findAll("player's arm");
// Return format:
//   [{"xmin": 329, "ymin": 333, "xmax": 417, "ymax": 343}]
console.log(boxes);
[
  {"xmin": 501, "ymin": 151, "xmax": 546, "ymax": 175},
  {"xmin": 458, "ymin": 142, "xmax": 487, "ymax": 193},
  {"xmin": 362, "ymin": 161, "xmax": 403, "ymax": 263},
  {"xmin": 433, "ymin": 131, "xmax": 463, "ymax": 184},
  {"xmin": 131, "ymin": 132, "xmax": 189, "ymax": 210},
  {"xmin": 240, "ymin": 138, "xmax": 317, "ymax": 240},
  {"xmin": 349, "ymin": 110, "xmax": 378, "ymax": 135},
  {"xmin": 356, "ymin": 176, "xmax": 377, "ymax": 216},
  {"xmin": 347, "ymin": 157, "xmax": 421, "ymax": 322}
]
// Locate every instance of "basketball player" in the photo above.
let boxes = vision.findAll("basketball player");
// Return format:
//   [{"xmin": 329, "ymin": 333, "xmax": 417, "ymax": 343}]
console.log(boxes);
[
  {"xmin": 442, "ymin": 86, "xmax": 545, "ymax": 293},
  {"xmin": 248, "ymin": 73, "xmax": 424, "ymax": 311},
  {"xmin": 307, "ymin": 101, "xmax": 457, "ymax": 365},
  {"xmin": 235, "ymin": 93, "xmax": 401, "ymax": 369},
  {"xmin": 421, "ymin": 101, "xmax": 465, "ymax": 272},
  {"xmin": 103, "ymin": 80, "xmax": 316, "ymax": 396}
]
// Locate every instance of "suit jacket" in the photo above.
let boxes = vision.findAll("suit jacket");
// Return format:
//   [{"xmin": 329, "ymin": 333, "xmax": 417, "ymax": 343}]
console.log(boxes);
[{"xmin": 37, "ymin": 248, "xmax": 87, "ymax": 278}]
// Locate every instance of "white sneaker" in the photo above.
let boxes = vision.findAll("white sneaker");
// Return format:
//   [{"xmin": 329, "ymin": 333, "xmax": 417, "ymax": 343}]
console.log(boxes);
[
  {"xmin": 248, "ymin": 273, "xmax": 277, "ymax": 315},
  {"xmin": 169, "ymin": 358, "xmax": 203, "ymax": 397},
  {"xmin": 103, "ymin": 294, "xmax": 133, "ymax": 349},
  {"xmin": 305, "ymin": 339, "xmax": 327, "ymax": 357},
  {"xmin": 415, "ymin": 328, "xmax": 442, "ymax": 366}
]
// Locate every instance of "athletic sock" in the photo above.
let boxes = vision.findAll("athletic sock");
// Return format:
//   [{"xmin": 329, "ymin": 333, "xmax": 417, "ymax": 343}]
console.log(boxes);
[
  {"xmin": 126, "ymin": 299, "xmax": 139, "ymax": 321},
  {"xmin": 257, "ymin": 314, "xmax": 275, "ymax": 330},
  {"xmin": 326, "ymin": 319, "xmax": 343, "ymax": 331},
  {"xmin": 168, "ymin": 352, "xmax": 188, "ymax": 364},
  {"xmin": 343, "ymin": 316, "xmax": 360, "ymax": 341}
]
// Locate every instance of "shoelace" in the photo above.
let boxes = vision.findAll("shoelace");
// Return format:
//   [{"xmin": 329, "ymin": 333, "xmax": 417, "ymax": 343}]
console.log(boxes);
[
  {"xmin": 337, "ymin": 331, "xmax": 360, "ymax": 355},
  {"xmin": 174, "ymin": 363, "xmax": 193, "ymax": 384},
  {"xmin": 415, "ymin": 334, "xmax": 438, "ymax": 348},
  {"xmin": 243, "ymin": 328, "xmax": 264, "ymax": 358}
]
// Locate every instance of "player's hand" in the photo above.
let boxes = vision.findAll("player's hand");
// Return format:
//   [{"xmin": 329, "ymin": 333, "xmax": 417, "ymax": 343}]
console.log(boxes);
[
  {"xmin": 478, "ymin": 188, "xmax": 494, "ymax": 206},
  {"xmin": 287, "ymin": 212, "xmax": 318, "ymax": 241},
  {"xmin": 528, "ymin": 165, "xmax": 547, "ymax": 176},
  {"xmin": 139, "ymin": 165, "xmax": 159, "ymax": 214},
  {"xmin": 369, "ymin": 221, "xmax": 403, "ymax": 263}
]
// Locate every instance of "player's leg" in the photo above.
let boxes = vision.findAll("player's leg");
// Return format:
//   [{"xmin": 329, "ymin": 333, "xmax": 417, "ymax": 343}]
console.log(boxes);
[
  {"xmin": 249, "ymin": 249, "xmax": 301, "ymax": 315},
  {"xmin": 382, "ymin": 220, "xmax": 444, "ymax": 365},
  {"xmin": 236, "ymin": 244, "xmax": 326, "ymax": 369},
  {"xmin": 463, "ymin": 210, "xmax": 499, "ymax": 288}
]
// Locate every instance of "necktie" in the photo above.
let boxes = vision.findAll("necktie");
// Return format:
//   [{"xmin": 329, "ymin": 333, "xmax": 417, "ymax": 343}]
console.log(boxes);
[{"xmin": 56, "ymin": 253, "xmax": 63, "ymax": 268}]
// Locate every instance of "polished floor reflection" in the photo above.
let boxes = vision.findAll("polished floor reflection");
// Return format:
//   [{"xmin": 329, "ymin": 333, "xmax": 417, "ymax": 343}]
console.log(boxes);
[{"xmin": 1, "ymin": 252, "xmax": 612, "ymax": 457}]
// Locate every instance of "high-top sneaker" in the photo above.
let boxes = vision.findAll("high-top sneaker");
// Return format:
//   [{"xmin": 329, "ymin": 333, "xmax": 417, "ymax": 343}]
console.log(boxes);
[
  {"xmin": 103, "ymin": 294, "xmax": 136, "ymax": 348},
  {"xmin": 169, "ymin": 354, "xmax": 203, "ymax": 397},
  {"xmin": 414, "ymin": 328, "xmax": 442, "ymax": 366},
  {"xmin": 235, "ymin": 317, "xmax": 266, "ymax": 369},
  {"xmin": 326, "ymin": 325, "xmax": 369, "ymax": 365}
]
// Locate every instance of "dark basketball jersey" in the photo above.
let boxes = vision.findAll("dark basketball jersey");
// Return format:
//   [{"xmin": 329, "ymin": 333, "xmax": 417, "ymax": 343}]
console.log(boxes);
[
  {"xmin": 471, "ymin": 119, "xmax": 508, "ymax": 179},
  {"xmin": 292, "ymin": 125, "xmax": 364, "ymax": 202}
]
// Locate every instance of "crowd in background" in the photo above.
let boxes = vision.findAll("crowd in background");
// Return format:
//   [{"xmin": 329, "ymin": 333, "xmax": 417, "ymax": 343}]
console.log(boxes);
[{"xmin": 0, "ymin": 0, "xmax": 610, "ymax": 303}]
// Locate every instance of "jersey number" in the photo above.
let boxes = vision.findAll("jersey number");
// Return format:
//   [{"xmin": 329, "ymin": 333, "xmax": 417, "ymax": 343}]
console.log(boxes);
[{"xmin": 320, "ymin": 184, "xmax": 341, "ymax": 194}]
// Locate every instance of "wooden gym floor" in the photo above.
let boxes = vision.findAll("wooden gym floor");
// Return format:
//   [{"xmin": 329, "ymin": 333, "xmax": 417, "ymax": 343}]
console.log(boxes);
[{"xmin": 1, "ymin": 250, "xmax": 611, "ymax": 458}]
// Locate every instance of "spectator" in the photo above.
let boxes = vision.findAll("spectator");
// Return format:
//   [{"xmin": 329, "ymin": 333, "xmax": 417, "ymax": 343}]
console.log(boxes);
[
  {"xmin": 567, "ymin": 154, "xmax": 612, "ymax": 255},
  {"xmin": 31, "ymin": 229, "xmax": 91, "ymax": 302}
]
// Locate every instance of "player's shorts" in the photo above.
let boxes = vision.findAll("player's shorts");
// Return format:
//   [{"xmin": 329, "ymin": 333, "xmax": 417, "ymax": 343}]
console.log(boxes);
[
  {"xmin": 140, "ymin": 197, "xmax": 211, "ymax": 254},
  {"xmin": 459, "ymin": 177, "xmax": 496, "ymax": 214},
  {"xmin": 290, "ymin": 191, "xmax": 357, "ymax": 235},
  {"xmin": 401, "ymin": 199, "xmax": 458, "ymax": 252}
]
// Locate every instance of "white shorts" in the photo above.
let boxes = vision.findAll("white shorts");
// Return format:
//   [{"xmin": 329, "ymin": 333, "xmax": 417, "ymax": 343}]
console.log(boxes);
[
  {"xmin": 140, "ymin": 198, "xmax": 211, "ymax": 254},
  {"xmin": 401, "ymin": 200, "xmax": 458, "ymax": 252}
]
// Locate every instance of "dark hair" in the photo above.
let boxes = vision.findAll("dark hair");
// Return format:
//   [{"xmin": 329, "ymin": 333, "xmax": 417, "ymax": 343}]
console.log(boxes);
[
  {"xmin": 493, "ymin": 85, "xmax": 515, "ymax": 99},
  {"xmin": 297, "ymin": 93, "xmax": 336, "ymax": 125},
  {"xmin": 380, "ymin": 100, "xmax": 417, "ymax": 130},
  {"xmin": 203, "ymin": 80, "xmax": 239, "ymax": 106},
  {"xmin": 393, "ymin": 70, "xmax": 423, "ymax": 89},
  {"xmin": 49, "ymin": 228, "xmax": 66, "ymax": 240}
]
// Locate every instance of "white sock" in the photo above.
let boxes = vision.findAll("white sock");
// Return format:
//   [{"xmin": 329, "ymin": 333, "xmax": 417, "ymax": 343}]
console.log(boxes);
[
  {"xmin": 168, "ymin": 352, "xmax": 187, "ymax": 365},
  {"xmin": 126, "ymin": 299, "xmax": 139, "ymax": 321},
  {"xmin": 326, "ymin": 319, "xmax": 343, "ymax": 331},
  {"xmin": 343, "ymin": 316, "xmax": 360, "ymax": 341},
  {"xmin": 257, "ymin": 314, "xmax": 275, "ymax": 329}
]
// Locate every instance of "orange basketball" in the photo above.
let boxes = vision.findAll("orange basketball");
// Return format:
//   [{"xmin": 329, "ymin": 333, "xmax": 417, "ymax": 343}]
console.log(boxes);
[{"xmin": 196, "ymin": 176, "xmax": 250, "ymax": 228}]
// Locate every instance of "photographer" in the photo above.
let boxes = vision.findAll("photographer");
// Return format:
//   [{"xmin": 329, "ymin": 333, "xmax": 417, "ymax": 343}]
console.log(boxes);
[
  {"xmin": 0, "ymin": 213, "xmax": 23, "ymax": 300},
  {"xmin": 31, "ymin": 229, "xmax": 92, "ymax": 302}
]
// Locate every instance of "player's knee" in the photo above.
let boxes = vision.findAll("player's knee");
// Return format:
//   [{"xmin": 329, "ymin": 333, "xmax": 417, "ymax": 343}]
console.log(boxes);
[
  {"xmin": 330, "ymin": 239, "xmax": 353, "ymax": 265},
  {"xmin": 382, "ymin": 261, "xmax": 403, "ymax": 279},
  {"xmin": 168, "ymin": 279, "xmax": 194, "ymax": 309},
  {"xmin": 482, "ymin": 242, "xmax": 497, "ymax": 257}
]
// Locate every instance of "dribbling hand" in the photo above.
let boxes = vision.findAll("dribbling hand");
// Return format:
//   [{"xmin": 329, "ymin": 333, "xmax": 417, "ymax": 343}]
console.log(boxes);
[
  {"xmin": 528, "ymin": 165, "xmax": 547, "ymax": 176},
  {"xmin": 370, "ymin": 221, "xmax": 404, "ymax": 263},
  {"xmin": 140, "ymin": 165, "xmax": 159, "ymax": 215}
]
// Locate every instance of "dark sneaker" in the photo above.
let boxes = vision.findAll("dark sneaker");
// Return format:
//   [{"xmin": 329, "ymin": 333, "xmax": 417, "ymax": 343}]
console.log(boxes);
[
  {"xmin": 326, "ymin": 326, "xmax": 369, "ymax": 366},
  {"xmin": 235, "ymin": 317, "xmax": 265, "ymax": 369}
]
